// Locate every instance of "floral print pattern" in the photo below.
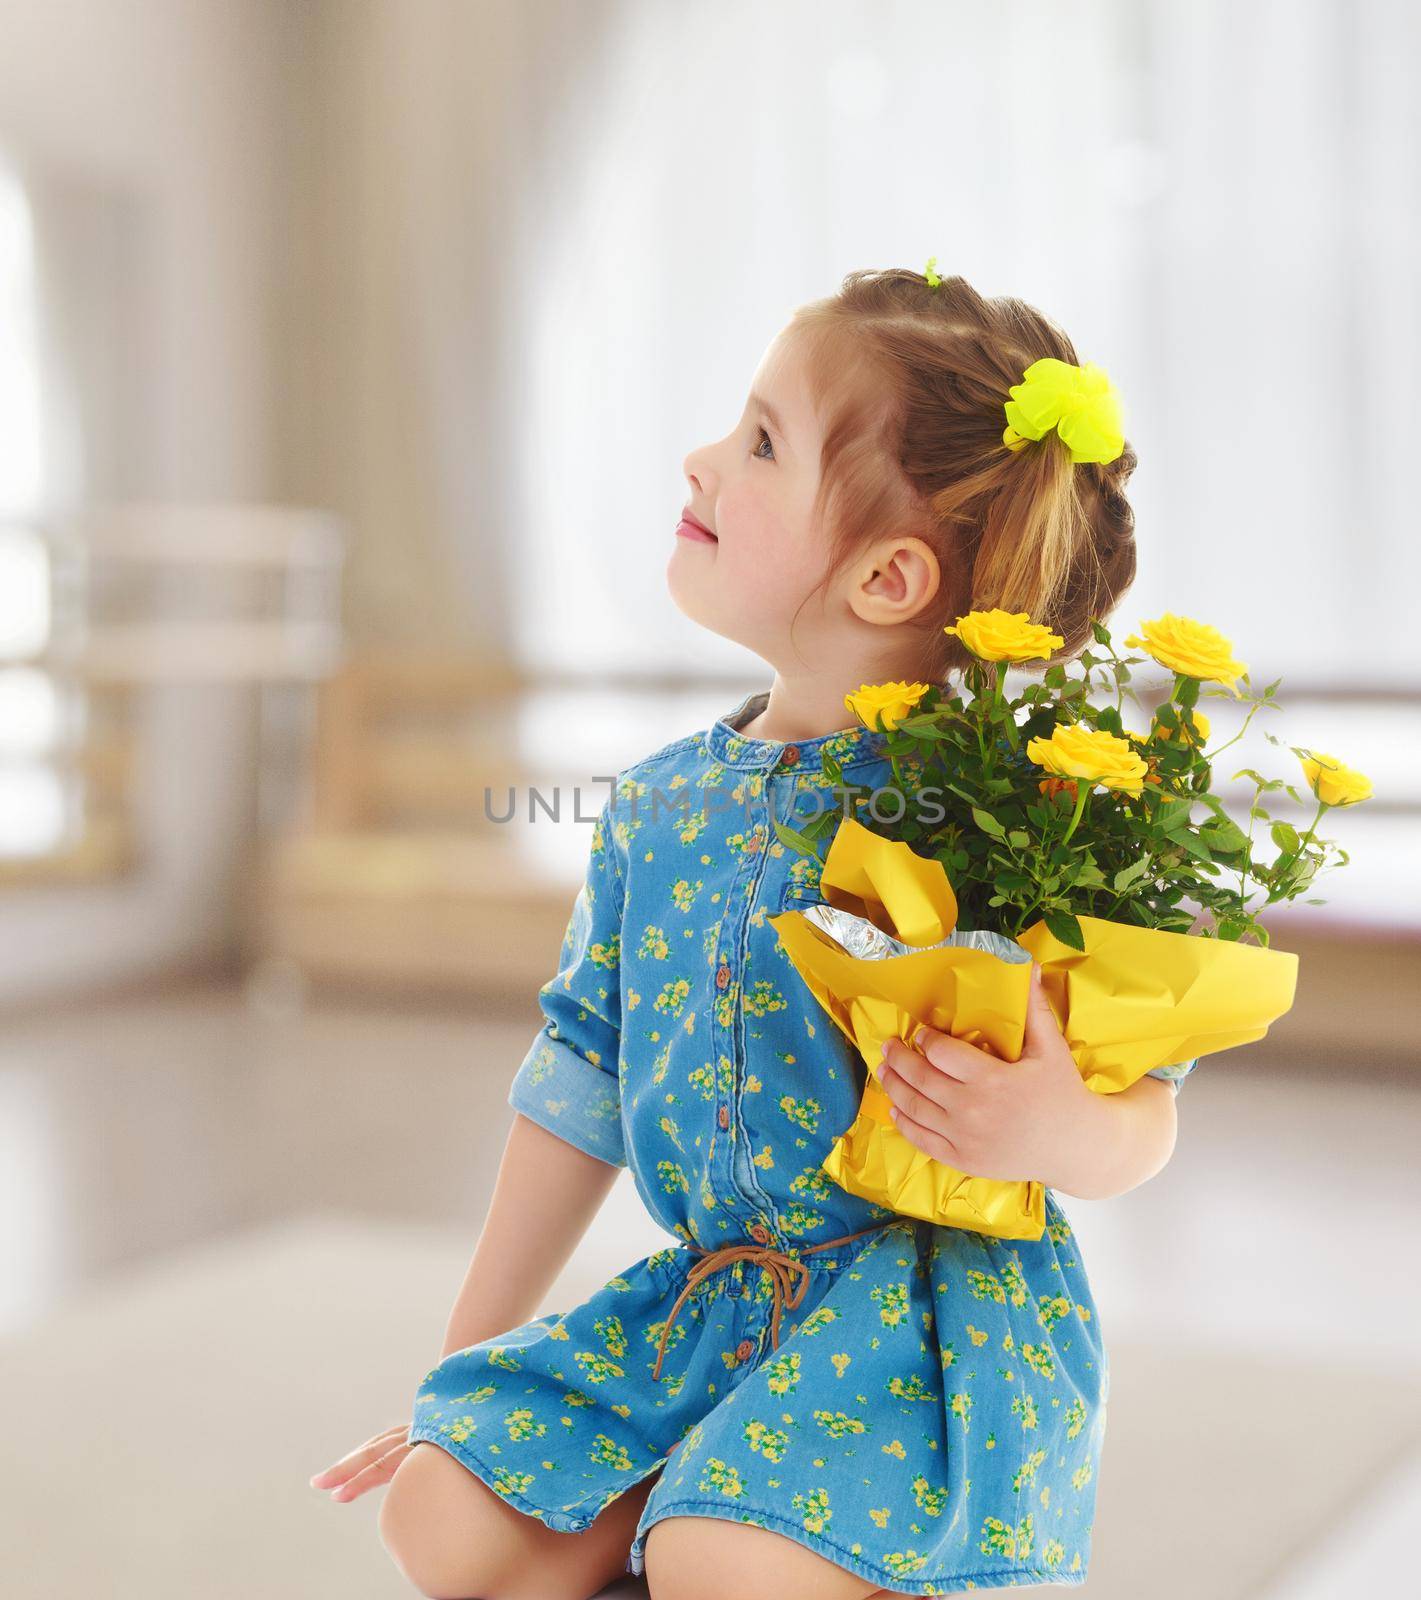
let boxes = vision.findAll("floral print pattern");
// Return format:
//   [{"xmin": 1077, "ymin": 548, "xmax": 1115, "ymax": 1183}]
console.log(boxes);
[{"xmin": 408, "ymin": 691, "xmax": 1195, "ymax": 1592}]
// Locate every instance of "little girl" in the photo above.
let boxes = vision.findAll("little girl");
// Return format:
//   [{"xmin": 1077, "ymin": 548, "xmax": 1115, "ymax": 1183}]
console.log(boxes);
[{"xmin": 311, "ymin": 267, "xmax": 1193, "ymax": 1598}]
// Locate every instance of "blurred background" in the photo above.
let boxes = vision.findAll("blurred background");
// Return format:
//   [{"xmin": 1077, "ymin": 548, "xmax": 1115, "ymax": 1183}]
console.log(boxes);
[{"xmin": 1, "ymin": 1, "xmax": 1418, "ymax": 1596}]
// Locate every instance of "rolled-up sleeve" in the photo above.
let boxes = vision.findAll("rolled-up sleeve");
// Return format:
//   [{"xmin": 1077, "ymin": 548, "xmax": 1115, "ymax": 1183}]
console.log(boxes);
[
  {"xmin": 506, "ymin": 794, "xmax": 628, "ymax": 1167},
  {"xmin": 1144, "ymin": 1058, "xmax": 1198, "ymax": 1096}
]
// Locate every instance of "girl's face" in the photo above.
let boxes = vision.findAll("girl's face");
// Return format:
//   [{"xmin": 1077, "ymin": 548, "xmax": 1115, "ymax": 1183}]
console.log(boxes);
[{"xmin": 670, "ymin": 324, "xmax": 840, "ymax": 667}]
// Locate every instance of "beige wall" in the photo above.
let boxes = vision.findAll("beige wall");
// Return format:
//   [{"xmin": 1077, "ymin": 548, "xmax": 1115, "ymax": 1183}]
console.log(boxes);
[
  {"xmin": 0, "ymin": 0, "xmax": 624, "ymax": 1004},
  {"xmin": 278, "ymin": 0, "xmax": 616, "ymax": 656},
  {"xmin": 0, "ymin": 0, "xmax": 294, "ymax": 1002},
  {"xmin": 1, "ymin": 0, "xmax": 291, "ymax": 495}
]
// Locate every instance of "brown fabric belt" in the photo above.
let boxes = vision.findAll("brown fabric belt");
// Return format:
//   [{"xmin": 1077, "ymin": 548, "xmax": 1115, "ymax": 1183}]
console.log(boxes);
[{"xmin": 650, "ymin": 1219, "xmax": 901, "ymax": 1382}]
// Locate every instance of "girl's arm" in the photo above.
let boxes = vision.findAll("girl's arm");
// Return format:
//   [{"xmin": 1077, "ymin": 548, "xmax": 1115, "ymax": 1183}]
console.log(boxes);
[
  {"xmin": 309, "ymin": 809, "xmax": 630, "ymax": 1504},
  {"xmin": 442, "ymin": 792, "xmax": 630, "ymax": 1356},
  {"xmin": 438, "ymin": 1112, "xmax": 620, "ymax": 1358},
  {"xmin": 305, "ymin": 1112, "xmax": 619, "ymax": 1504},
  {"xmin": 1041, "ymin": 1075, "xmax": 1178, "ymax": 1201}
]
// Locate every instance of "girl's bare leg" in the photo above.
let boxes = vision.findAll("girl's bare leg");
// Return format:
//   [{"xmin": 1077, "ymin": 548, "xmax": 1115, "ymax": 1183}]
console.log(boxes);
[
  {"xmin": 379, "ymin": 1439, "xmax": 661, "ymax": 1599},
  {"xmin": 644, "ymin": 1513, "xmax": 971, "ymax": 1600}
]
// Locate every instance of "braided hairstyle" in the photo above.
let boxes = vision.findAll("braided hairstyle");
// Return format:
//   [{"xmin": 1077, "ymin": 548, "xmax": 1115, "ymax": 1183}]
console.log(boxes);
[{"xmin": 788, "ymin": 268, "xmax": 1138, "ymax": 681}]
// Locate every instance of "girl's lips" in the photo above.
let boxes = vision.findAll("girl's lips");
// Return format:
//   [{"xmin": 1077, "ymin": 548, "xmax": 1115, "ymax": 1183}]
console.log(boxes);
[{"xmin": 674, "ymin": 517, "xmax": 717, "ymax": 544}]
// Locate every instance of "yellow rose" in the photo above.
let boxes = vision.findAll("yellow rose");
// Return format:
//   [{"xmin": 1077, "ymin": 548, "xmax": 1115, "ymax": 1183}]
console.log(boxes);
[
  {"xmin": 1026, "ymin": 723, "xmax": 1148, "ymax": 798},
  {"xmin": 943, "ymin": 608, "xmax": 1065, "ymax": 663},
  {"xmin": 1154, "ymin": 709, "xmax": 1211, "ymax": 745},
  {"xmin": 844, "ymin": 680, "xmax": 931, "ymax": 732},
  {"xmin": 1298, "ymin": 749, "xmax": 1373, "ymax": 807},
  {"xmin": 1124, "ymin": 615, "xmax": 1247, "ymax": 695}
]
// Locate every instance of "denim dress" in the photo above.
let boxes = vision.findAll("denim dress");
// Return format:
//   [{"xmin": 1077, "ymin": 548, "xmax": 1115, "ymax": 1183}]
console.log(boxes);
[{"xmin": 407, "ymin": 690, "xmax": 1197, "ymax": 1594}]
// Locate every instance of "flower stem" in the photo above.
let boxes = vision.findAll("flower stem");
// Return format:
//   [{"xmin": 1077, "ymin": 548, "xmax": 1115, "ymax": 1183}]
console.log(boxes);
[
  {"xmin": 1296, "ymin": 797, "xmax": 1327, "ymax": 854},
  {"xmin": 1201, "ymin": 691, "xmax": 1263, "ymax": 762},
  {"xmin": 971, "ymin": 661, "xmax": 989, "ymax": 769},
  {"xmin": 1060, "ymin": 781, "xmax": 1090, "ymax": 846}
]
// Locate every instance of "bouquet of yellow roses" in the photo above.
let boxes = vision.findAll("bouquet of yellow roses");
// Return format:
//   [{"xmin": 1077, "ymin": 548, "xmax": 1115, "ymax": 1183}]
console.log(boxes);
[{"xmin": 769, "ymin": 609, "xmax": 1372, "ymax": 1239}]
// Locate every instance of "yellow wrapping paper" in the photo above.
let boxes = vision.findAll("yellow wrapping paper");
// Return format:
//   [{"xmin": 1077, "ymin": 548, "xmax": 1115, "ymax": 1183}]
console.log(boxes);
[{"xmin": 768, "ymin": 818, "xmax": 1299, "ymax": 1239}]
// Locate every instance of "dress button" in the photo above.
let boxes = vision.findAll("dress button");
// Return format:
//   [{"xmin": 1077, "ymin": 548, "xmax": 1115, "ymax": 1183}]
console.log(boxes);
[
  {"xmin": 748, "ymin": 1223, "xmax": 771, "ymax": 1245},
  {"xmin": 717, "ymin": 1105, "xmax": 730, "ymax": 1130},
  {"xmin": 715, "ymin": 963, "xmax": 731, "ymax": 989},
  {"xmin": 779, "ymin": 744, "xmax": 800, "ymax": 767},
  {"xmin": 735, "ymin": 1339, "xmax": 755, "ymax": 1362}
]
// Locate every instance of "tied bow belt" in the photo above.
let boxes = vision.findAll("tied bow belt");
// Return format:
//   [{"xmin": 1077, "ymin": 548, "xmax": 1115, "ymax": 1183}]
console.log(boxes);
[{"xmin": 650, "ymin": 1219, "xmax": 899, "ymax": 1382}]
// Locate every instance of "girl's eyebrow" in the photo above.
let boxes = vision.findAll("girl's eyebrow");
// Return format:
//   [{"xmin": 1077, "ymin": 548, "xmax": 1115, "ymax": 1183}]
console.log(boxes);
[{"xmin": 748, "ymin": 391, "xmax": 790, "ymax": 446}]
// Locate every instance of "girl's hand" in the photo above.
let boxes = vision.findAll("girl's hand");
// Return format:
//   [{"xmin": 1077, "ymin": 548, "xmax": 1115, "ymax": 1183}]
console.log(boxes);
[
  {"xmin": 878, "ymin": 963, "xmax": 1099, "ymax": 1191},
  {"xmin": 308, "ymin": 1423, "xmax": 412, "ymax": 1503}
]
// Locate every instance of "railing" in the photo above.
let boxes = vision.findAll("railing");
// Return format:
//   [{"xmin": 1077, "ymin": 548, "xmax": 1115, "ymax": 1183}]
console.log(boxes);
[{"xmin": 0, "ymin": 502, "xmax": 346, "ymax": 886}]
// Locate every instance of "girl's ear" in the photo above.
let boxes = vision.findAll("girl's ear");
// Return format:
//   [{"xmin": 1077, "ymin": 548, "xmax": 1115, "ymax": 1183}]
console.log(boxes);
[{"xmin": 845, "ymin": 535, "xmax": 941, "ymax": 626}]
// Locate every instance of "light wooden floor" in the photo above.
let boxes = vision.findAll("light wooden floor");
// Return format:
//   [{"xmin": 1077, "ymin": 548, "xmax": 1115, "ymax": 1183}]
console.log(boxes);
[{"xmin": 1, "ymin": 976, "xmax": 1419, "ymax": 1598}]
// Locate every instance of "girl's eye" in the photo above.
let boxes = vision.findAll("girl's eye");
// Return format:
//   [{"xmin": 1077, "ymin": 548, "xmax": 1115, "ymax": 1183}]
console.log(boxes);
[{"xmin": 753, "ymin": 427, "xmax": 775, "ymax": 462}]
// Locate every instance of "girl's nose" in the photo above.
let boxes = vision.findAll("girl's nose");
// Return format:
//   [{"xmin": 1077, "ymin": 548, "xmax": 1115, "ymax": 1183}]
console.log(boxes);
[{"xmin": 683, "ymin": 447, "xmax": 715, "ymax": 495}]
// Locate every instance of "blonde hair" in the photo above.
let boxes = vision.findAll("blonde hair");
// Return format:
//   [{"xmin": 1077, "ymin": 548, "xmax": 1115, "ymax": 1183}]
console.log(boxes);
[{"xmin": 789, "ymin": 268, "xmax": 1138, "ymax": 681}]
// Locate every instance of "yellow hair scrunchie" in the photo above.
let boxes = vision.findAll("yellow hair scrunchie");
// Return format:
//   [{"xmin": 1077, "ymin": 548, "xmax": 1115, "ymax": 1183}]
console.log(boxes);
[{"xmin": 1002, "ymin": 357, "xmax": 1125, "ymax": 466}]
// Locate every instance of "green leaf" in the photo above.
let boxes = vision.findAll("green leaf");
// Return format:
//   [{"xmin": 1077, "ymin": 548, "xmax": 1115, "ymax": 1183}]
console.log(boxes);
[
  {"xmin": 771, "ymin": 817, "xmax": 820, "ymax": 859},
  {"xmin": 1042, "ymin": 906, "xmax": 1086, "ymax": 951},
  {"xmin": 1112, "ymin": 856, "xmax": 1152, "ymax": 892},
  {"xmin": 971, "ymin": 806, "xmax": 1007, "ymax": 840},
  {"xmin": 1200, "ymin": 821, "xmax": 1249, "ymax": 854},
  {"xmin": 1007, "ymin": 830, "xmax": 1032, "ymax": 850},
  {"xmin": 1270, "ymin": 821, "xmax": 1301, "ymax": 853},
  {"xmin": 1159, "ymin": 803, "xmax": 1196, "ymax": 837},
  {"xmin": 1232, "ymin": 768, "xmax": 1274, "ymax": 788},
  {"xmin": 894, "ymin": 713, "xmax": 953, "ymax": 736},
  {"xmin": 1174, "ymin": 831, "xmax": 1214, "ymax": 863},
  {"xmin": 943, "ymin": 781, "xmax": 984, "ymax": 807}
]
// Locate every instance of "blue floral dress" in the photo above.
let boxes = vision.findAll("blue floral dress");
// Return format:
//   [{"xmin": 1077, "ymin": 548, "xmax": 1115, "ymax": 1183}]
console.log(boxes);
[{"xmin": 407, "ymin": 691, "xmax": 1196, "ymax": 1594}]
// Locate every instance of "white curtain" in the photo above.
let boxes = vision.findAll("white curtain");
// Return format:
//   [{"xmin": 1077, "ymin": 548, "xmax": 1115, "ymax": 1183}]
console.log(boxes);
[{"xmin": 502, "ymin": 0, "xmax": 1421, "ymax": 687}]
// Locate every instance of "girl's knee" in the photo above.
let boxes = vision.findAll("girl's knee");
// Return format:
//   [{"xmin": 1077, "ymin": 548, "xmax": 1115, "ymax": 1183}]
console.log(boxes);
[
  {"xmin": 644, "ymin": 1514, "xmax": 884, "ymax": 1600},
  {"xmin": 378, "ymin": 1443, "xmax": 504, "ymax": 1598}
]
